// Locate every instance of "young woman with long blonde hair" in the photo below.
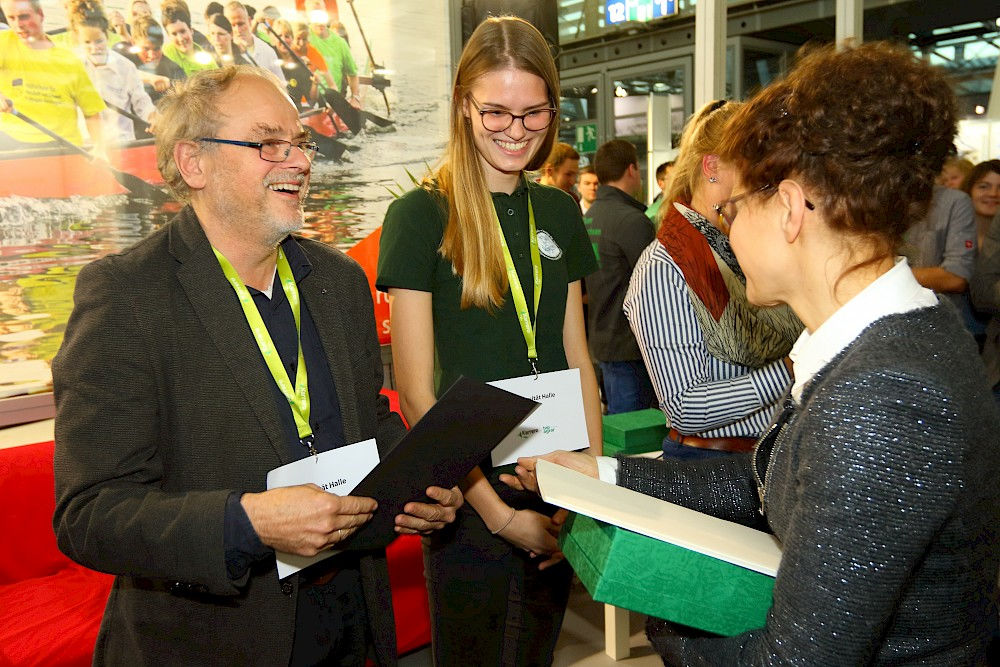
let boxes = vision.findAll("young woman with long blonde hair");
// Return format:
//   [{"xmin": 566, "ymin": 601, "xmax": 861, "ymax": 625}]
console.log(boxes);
[{"xmin": 376, "ymin": 16, "xmax": 602, "ymax": 666}]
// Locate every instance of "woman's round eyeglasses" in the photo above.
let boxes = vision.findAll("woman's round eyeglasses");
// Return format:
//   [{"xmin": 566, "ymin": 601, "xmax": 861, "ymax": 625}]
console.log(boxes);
[{"xmin": 468, "ymin": 96, "xmax": 558, "ymax": 133}]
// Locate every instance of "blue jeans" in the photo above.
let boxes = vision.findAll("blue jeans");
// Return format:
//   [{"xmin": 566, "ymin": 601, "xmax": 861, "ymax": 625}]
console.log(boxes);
[
  {"xmin": 599, "ymin": 359, "xmax": 657, "ymax": 415},
  {"xmin": 661, "ymin": 434, "xmax": 733, "ymax": 460}
]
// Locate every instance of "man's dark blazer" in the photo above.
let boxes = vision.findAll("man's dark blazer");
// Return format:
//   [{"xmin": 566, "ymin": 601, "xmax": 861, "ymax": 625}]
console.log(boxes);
[{"xmin": 52, "ymin": 207, "xmax": 404, "ymax": 666}]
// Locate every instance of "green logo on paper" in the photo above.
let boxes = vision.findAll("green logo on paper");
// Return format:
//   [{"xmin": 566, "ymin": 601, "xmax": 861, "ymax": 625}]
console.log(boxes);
[{"xmin": 519, "ymin": 426, "xmax": 556, "ymax": 439}]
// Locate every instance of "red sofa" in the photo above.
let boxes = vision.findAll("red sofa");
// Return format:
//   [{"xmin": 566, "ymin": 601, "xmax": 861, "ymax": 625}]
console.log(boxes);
[
  {"xmin": 0, "ymin": 393, "xmax": 429, "ymax": 665},
  {"xmin": 0, "ymin": 439, "xmax": 111, "ymax": 667}
]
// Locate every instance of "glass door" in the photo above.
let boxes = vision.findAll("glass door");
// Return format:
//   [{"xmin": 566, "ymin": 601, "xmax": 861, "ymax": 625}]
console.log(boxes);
[
  {"xmin": 559, "ymin": 80, "xmax": 602, "ymax": 167},
  {"xmin": 606, "ymin": 58, "xmax": 690, "ymax": 201}
]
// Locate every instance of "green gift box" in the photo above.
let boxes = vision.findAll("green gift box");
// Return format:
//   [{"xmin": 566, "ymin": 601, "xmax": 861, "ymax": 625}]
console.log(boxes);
[
  {"xmin": 602, "ymin": 408, "xmax": 668, "ymax": 456},
  {"xmin": 560, "ymin": 513, "xmax": 775, "ymax": 636}
]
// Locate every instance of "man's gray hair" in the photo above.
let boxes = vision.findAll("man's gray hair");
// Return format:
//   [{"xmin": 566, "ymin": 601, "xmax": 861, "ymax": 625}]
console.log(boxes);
[{"xmin": 155, "ymin": 65, "xmax": 286, "ymax": 202}]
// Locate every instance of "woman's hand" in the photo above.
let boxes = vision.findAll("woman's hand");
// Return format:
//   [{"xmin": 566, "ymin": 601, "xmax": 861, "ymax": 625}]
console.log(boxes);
[
  {"xmin": 500, "ymin": 450, "xmax": 600, "ymax": 494},
  {"xmin": 495, "ymin": 508, "xmax": 565, "ymax": 569}
]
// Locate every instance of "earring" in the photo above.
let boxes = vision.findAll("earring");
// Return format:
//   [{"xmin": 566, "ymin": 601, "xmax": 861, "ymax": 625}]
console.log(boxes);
[{"xmin": 708, "ymin": 176, "xmax": 718, "ymax": 183}]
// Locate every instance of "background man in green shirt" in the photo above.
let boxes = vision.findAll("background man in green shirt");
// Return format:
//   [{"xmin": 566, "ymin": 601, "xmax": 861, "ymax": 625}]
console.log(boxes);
[{"xmin": 305, "ymin": 2, "xmax": 360, "ymax": 107}]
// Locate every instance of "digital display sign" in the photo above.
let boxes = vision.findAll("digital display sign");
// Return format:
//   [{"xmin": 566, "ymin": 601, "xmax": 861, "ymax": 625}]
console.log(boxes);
[{"xmin": 605, "ymin": 0, "xmax": 678, "ymax": 25}]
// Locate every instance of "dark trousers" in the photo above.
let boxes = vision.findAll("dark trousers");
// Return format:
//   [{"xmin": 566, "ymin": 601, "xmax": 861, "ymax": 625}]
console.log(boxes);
[
  {"xmin": 661, "ymin": 435, "xmax": 733, "ymax": 461},
  {"xmin": 290, "ymin": 567, "xmax": 369, "ymax": 667},
  {"xmin": 423, "ymin": 488, "xmax": 572, "ymax": 667},
  {"xmin": 598, "ymin": 359, "xmax": 656, "ymax": 414}
]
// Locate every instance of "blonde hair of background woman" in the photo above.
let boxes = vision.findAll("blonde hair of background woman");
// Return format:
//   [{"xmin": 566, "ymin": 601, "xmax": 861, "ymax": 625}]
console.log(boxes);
[{"xmin": 663, "ymin": 100, "xmax": 742, "ymax": 220}]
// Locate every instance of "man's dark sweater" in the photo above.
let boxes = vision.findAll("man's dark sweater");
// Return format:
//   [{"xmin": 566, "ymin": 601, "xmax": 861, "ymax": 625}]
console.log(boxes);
[{"xmin": 584, "ymin": 184, "xmax": 655, "ymax": 362}]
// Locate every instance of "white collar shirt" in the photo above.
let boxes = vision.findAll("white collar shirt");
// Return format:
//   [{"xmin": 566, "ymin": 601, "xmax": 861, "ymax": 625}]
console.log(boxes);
[{"xmin": 789, "ymin": 257, "xmax": 938, "ymax": 404}]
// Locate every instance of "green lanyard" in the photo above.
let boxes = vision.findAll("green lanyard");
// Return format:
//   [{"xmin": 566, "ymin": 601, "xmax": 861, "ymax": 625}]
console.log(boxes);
[
  {"xmin": 213, "ymin": 246, "xmax": 315, "ymax": 454},
  {"xmin": 495, "ymin": 191, "xmax": 543, "ymax": 375}
]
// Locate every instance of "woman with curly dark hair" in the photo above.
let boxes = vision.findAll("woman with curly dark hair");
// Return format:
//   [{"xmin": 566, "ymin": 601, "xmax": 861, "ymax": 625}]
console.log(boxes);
[{"xmin": 511, "ymin": 41, "xmax": 1000, "ymax": 664}]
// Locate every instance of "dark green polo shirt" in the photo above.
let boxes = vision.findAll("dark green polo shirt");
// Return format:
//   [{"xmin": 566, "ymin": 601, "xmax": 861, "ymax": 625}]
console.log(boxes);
[{"xmin": 377, "ymin": 179, "xmax": 597, "ymax": 396}]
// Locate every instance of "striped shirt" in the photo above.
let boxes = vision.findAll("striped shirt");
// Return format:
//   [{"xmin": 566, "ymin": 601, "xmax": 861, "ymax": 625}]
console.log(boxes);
[{"xmin": 623, "ymin": 240, "xmax": 791, "ymax": 438}]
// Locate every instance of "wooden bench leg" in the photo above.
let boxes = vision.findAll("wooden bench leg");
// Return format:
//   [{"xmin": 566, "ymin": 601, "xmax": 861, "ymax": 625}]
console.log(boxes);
[{"xmin": 604, "ymin": 604, "xmax": 630, "ymax": 660}]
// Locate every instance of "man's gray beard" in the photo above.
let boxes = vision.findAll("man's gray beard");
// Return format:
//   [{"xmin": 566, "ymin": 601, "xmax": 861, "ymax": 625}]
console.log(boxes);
[{"xmin": 264, "ymin": 210, "xmax": 305, "ymax": 247}]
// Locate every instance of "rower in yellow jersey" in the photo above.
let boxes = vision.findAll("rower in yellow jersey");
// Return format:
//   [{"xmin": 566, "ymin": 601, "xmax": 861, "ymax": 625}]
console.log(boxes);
[{"xmin": 0, "ymin": 0, "xmax": 107, "ymax": 152}]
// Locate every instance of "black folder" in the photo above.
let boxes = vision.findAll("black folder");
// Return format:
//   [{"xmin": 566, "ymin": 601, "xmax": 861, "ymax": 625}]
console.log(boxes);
[{"xmin": 340, "ymin": 376, "xmax": 539, "ymax": 550}]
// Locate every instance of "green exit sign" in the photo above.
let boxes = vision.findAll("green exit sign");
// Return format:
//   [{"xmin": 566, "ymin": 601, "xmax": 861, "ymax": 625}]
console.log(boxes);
[{"xmin": 575, "ymin": 123, "xmax": 598, "ymax": 153}]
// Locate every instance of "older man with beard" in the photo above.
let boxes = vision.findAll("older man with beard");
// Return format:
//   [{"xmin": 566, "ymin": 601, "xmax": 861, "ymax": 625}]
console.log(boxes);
[{"xmin": 52, "ymin": 66, "xmax": 461, "ymax": 666}]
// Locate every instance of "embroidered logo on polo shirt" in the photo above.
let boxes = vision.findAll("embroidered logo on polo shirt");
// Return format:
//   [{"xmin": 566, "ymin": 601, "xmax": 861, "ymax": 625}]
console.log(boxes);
[{"xmin": 536, "ymin": 230, "xmax": 562, "ymax": 260}]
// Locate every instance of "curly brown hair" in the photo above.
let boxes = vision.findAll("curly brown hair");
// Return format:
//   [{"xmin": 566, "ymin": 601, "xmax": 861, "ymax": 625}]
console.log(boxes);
[{"xmin": 718, "ymin": 42, "xmax": 957, "ymax": 261}]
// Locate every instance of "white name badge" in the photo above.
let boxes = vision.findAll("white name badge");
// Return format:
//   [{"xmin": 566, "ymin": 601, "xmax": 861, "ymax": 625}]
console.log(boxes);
[
  {"xmin": 488, "ymin": 368, "xmax": 588, "ymax": 467},
  {"xmin": 266, "ymin": 438, "xmax": 379, "ymax": 579}
]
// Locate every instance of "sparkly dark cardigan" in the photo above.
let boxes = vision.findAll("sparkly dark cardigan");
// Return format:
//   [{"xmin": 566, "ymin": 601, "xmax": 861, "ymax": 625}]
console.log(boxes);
[{"xmin": 617, "ymin": 303, "xmax": 1000, "ymax": 665}]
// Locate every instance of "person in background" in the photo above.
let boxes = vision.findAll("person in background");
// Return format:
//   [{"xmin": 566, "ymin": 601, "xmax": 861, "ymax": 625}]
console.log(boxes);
[
  {"xmin": 939, "ymin": 154, "xmax": 974, "ymax": 189},
  {"xmin": 68, "ymin": 0, "xmax": 158, "ymax": 142},
  {"xmin": 961, "ymin": 159, "xmax": 1000, "ymax": 249},
  {"xmin": 303, "ymin": 0, "xmax": 347, "ymax": 43},
  {"xmin": 160, "ymin": 0, "xmax": 212, "ymax": 63},
  {"xmin": 223, "ymin": 0, "xmax": 284, "ymax": 82},
  {"xmin": 251, "ymin": 4, "xmax": 280, "ymax": 43},
  {"xmin": 47, "ymin": 0, "xmax": 122, "ymax": 49},
  {"xmin": 962, "ymin": 160, "xmax": 1000, "ymax": 349},
  {"xmin": 114, "ymin": 0, "xmax": 148, "ymax": 59},
  {"xmin": 52, "ymin": 65, "xmax": 463, "ymax": 666},
  {"xmin": 127, "ymin": 0, "xmax": 151, "ymax": 27},
  {"xmin": 129, "ymin": 16, "xmax": 184, "ymax": 103},
  {"xmin": 538, "ymin": 141, "xmax": 580, "ymax": 197},
  {"xmin": 578, "ymin": 164, "xmax": 598, "ymax": 215},
  {"xmin": 376, "ymin": 17, "xmax": 602, "ymax": 666},
  {"xmin": 513, "ymin": 41, "xmax": 1000, "ymax": 666},
  {"xmin": 305, "ymin": 1, "xmax": 360, "ymax": 107},
  {"xmin": 585, "ymin": 139, "xmax": 657, "ymax": 414},
  {"xmin": 269, "ymin": 18, "xmax": 313, "ymax": 107},
  {"xmin": 902, "ymin": 185, "xmax": 976, "ymax": 311},
  {"xmin": 0, "ymin": 0, "xmax": 107, "ymax": 153},
  {"xmin": 202, "ymin": 0, "xmax": 222, "ymax": 22},
  {"xmin": 645, "ymin": 159, "xmax": 674, "ymax": 221},
  {"xmin": 292, "ymin": 21, "xmax": 334, "ymax": 89},
  {"xmin": 971, "ymin": 210, "xmax": 1000, "ymax": 401},
  {"xmin": 205, "ymin": 12, "xmax": 246, "ymax": 66},
  {"xmin": 107, "ymin": 8, "xmax": 129, "ymax": 40},
  {"xmin": 270, "ymin": 19, "xmax": 333, "ymax": 109},
  {"xmin": 623, "ymin": 100, "xmax": 798, "ymax": 459},
  {"xmin": 160, "ymin": 1, "xmax": 214, "ymax": 75},
  {"xmin": 902, "ymin": 177, "xmax": 984, "ymax": 356}
]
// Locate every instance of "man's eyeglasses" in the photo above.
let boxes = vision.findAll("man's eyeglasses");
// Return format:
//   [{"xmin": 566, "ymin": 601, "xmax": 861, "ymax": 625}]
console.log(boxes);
[
  {"xmin": 197, "ymin": 137, "xmax": 319, "ymax": 162},
  {"xmin": 468, "ymin": 96, "xmax": 558, "ymax": 133},
  {"xmin": 714, "ymin": 184, "xmax": 815, "ymax": 226}
]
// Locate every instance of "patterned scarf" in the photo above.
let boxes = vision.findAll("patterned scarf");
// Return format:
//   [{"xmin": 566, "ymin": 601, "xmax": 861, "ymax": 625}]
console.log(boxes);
[{"xmin": 656, "ymin": 201, "xmax": 802, "ymax": 367}]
